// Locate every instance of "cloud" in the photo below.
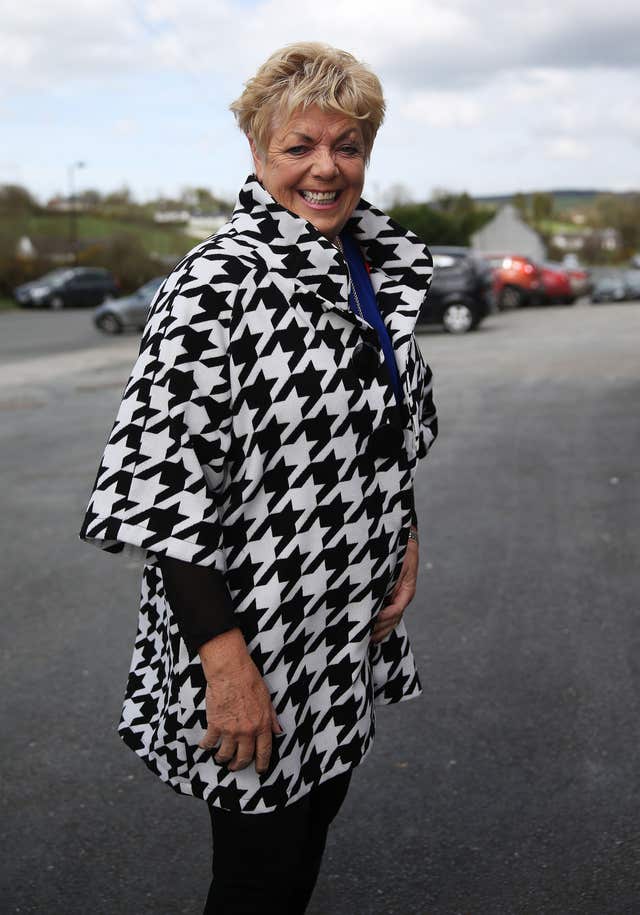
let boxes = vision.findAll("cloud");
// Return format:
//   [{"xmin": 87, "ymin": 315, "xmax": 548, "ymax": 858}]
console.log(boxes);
[
  {"xmin": 1, "ymin": 0, "xmax": 638, "ymax": 198},
  {"xmin": 543, "ymin": 137, "xmax": 591, "ymax": 159},
  {"xmin": 3, "ymin": 0, "xmax": 639, "ymax": 94},
  {"xmin": 0, "ymin": 1, "xmax": 148, "ymax": 90},
  {"xmin": 112, "ymin": 118, "xmax": 139, "ymax": 137},
  {"xmin": 400, "ymin": 91, "xmax": 485, "ymax": 128}
]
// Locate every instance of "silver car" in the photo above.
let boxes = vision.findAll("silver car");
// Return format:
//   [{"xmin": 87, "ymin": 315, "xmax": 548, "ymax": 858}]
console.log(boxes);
[{"xmin": 94, "ymin": 277, "xmax": 165, "ymax": 333}]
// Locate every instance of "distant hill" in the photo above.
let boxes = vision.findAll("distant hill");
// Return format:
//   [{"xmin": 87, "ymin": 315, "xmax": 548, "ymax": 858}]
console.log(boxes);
[{"xmin": 473, "ymin": 189, "xmax": 637, "ymax": 213}]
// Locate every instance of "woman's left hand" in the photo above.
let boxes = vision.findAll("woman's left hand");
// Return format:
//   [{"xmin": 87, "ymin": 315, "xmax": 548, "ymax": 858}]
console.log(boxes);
[{"xmin": 371, "ymin": 532, "xmax": 419, "ymax": 644}]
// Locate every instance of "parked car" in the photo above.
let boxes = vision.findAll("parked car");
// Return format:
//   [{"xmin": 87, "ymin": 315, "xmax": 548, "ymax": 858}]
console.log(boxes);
[
  {"xmin": 14, "ymin": 267, "xmax": 119, "ymax": 309},
  {"xmin": 417, "ymin": 246, "xmax": 495, "ymax": 334},
  {"xmin": 623, "ymin": 270, "xmax": 640, "ymax": 300},
  {"xmin": 565, "ymin": 267, "xmax": 591, "ymax": 299},
  {"xmin": 480, "ymin": 253, "xmax": 544, "ymax": 310},
  {"xmin": 94, "ymin": 276, "xmax": 165, "ymax": 333},
  {"xmin": 540, "ymin": 262, "xmax": 575, "ymax": 305},
  {"xmin": 590, "ymin": 276, "xmax": 627, "ymax": 303}
]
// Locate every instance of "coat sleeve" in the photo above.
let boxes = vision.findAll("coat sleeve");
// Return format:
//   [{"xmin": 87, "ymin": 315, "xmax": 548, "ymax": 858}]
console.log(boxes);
[
  {"xmin": 78, "ymin": 261, "xmax": 235, "ymax": 571},
  {"xmin": 416, "ymin": 360, "xmax": 438, "ymax": 460}
]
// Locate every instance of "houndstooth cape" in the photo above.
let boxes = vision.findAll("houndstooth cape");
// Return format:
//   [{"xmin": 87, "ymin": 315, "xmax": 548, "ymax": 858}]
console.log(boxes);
[{"xmin": 79, "ymin": 175, "xmax": 438, "ymax": 813}]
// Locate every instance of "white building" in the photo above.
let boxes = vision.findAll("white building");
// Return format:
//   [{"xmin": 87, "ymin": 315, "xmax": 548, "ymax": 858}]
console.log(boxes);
[{"xmin": 471, "ymin": 204, "xmax": 547, "ymax": 261}]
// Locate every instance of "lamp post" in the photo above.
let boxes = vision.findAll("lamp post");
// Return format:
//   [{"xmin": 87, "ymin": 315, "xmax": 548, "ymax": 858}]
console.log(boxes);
[{"xmin": 68, "ymin": 160, "xmax": 86, "ymax": 261}]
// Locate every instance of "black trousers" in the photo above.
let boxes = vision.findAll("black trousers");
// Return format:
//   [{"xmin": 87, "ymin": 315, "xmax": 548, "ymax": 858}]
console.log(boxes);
[{"xmin": 204, "ymin": 771, "xmax": 352, "ymax": 915}]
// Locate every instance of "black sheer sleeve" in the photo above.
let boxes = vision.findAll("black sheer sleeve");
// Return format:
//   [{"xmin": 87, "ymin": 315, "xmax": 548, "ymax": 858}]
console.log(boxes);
[{"xmin": 158, "ymin": 556, "xmax": 238, "ymax": 654}]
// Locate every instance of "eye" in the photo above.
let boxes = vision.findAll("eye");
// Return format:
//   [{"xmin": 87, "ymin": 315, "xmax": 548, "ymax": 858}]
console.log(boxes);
[
  {"xmin": 338, "ymin": 145, "xmax": 362, "ymax": 157},
  {"xmin": 287, "ymin": 145, "xmax": 308, "ymax": 156}
]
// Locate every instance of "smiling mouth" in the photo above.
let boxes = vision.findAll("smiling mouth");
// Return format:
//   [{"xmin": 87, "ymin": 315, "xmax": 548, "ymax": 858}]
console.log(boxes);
[{"xmin": 299, "ymin": 189, "xmax": 342, "ymax": 208}]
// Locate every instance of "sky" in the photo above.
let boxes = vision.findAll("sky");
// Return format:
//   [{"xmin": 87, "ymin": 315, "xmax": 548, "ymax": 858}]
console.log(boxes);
[{"xmin": 1, "ymin": 0, "xmax": 639, "ymax": 205}]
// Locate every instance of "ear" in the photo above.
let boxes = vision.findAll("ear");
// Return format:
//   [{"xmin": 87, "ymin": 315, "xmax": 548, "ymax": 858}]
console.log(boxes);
[{"xmin": 248, "ymin": 136, "xmax": 264, "ymax": 182}]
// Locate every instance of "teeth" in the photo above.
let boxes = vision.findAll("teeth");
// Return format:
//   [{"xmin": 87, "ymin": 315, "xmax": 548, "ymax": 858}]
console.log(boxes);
[{"xmin": 301, "ymin": 191, "xmax": 338, "ymax": 203}]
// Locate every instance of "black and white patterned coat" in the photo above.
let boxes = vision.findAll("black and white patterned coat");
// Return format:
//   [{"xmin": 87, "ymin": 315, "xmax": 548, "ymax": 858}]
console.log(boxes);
[{"xmin": 79, "ymin": 175, "xmax": 438, "ymax": 813}]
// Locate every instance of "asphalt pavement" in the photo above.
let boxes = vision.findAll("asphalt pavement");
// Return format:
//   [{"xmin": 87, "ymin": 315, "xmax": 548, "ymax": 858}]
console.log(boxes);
[{"xmin": 1, "ymin": 302, "xmax": 639, "ymax": 914}]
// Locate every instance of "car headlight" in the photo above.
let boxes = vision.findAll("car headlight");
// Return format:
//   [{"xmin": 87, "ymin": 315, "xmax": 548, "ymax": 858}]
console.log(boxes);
[{"xmin": 29, "ymin": 286, "xmax": 50, "ymax": 299}]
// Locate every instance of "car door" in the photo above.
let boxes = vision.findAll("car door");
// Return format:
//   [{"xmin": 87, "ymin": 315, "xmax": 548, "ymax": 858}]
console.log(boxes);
[
  {"xmin": 85, "ymin": 270, "xmax": 109, "ymax": 306},
  {"xmin": 62, "ymin": 274, "xmax": 86, "ymax": 307}
]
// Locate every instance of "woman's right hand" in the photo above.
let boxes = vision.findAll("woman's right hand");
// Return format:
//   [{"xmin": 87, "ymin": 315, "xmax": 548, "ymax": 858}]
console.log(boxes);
[{"xmin": 197, "ymin": 628, "xmax": 283, "ymax": 774}]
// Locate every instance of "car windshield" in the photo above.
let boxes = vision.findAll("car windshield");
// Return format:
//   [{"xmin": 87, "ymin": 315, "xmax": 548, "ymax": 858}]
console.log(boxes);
[
  {"xmin": 432, "ymin": 254, "xmax": 457, "ymax": 269},
  {"xmin": 38, "ymin": 269, "xmax": 74, "ymax": 287},
  {"xmin": 138, "ymin": 278, "xmax": 164, "ymax": 297}
]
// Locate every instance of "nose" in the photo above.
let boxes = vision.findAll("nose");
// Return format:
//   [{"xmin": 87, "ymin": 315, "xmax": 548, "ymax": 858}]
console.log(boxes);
[{"xmin": 311, "ymin": 146, "xmax": 339, "ymax": 180}]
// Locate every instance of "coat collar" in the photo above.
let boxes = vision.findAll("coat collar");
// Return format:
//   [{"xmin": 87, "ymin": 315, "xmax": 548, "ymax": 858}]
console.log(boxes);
[{"xmin": 229, "ymin": 175, "xmax": 433, "ymax": 337}]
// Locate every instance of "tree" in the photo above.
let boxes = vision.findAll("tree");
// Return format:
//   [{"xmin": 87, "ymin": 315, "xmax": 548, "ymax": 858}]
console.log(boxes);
[
  {"xmin": 594, "ymin": 193, "xmax": 640, "ymax": 256},
  {"xmin": 180, "ymin": 186, "xmax": 233, "ymax": 213},
  {"xmin": 0, "ymin": 184, "xmax": 38, "ymax": 216},
  {"xmin": 389, "ymin": 194, "xmax": 493, "ymax": 247},
  {"xmin": 512, "ymin": 193, "xmax": 529, "ymax": 220},
  {"xmin": 77, "ymin": 233, "xmax": 163, "ymax": 294},
  {"xmin": 532, "ymin": 192, "xmax": 553, "ymax": 226},
  {"xmin": 104, "ymin": 186, "xmax": 133, "ymax": 207}
]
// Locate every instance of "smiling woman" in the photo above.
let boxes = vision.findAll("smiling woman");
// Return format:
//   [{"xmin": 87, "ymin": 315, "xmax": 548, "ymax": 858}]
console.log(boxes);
[
  {"xmin": 231, "ymin": 43, "xmax": 385, "ymax": 243},
  {"xmin": 247, "ymin": 109, "xmax": 367, "ymax": 242},
  {"xmin": 79, "ymin": 41, "xmax": 437, "ymax": 915}
]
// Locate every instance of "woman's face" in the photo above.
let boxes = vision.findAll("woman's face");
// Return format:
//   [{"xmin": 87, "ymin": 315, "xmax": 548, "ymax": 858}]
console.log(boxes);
[{"xmin": 250, "ymin": 105, "xmax": 367, "ymax": 241}]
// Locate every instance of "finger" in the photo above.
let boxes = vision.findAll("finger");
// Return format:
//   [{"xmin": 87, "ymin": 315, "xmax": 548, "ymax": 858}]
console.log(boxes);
[
  {"xmin": 198, "ymin": 727, "xmax": 222, "ymax": 751},
  {"xmin": 371, "ymin": 630, "xmax": 391, "ymax": 644},
  {"xmin": 214, "ymin": 735, "xmax": 237, "ymax": 765},
  {"xmin": 228, "ymin": 736, "xmax": 255, "ymax": 772},
  {"xmin": 374, "ymin": 616, "xmax": 400, "ymax": 634},
  {"xmin": 385, "ymin": 588, "xmax": 415, "ymax": 613},
  {"xmin": 372, "ymin": 620, "xmax": 395, "ymax": 638},
  {"xmin": 270, "ymin": 704, "xmax": 284, "ymax": 735},
  {"xmin": 255, "ymin": 729, "xmax": 273, "ymax": 774},
  {"xmin": 372, "ymin": 616, "xmax": 402, "ymax": 640},
  {"xmin": 376, "ymin": 604, "xmax": 405, "ymax": 626}
]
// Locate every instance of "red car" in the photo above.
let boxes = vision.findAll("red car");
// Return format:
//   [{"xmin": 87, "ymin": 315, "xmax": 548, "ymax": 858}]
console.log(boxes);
[
  {"xmin": 566, "ymin": 268, "xmax": 591, "ymax": 299},
  {"xmin": 480, "ymin": 253, "xmax": 544, "ymax": 310},
  {"xmin": 540, "ymin": 263, "xmax": 575, "ymax": 305}
]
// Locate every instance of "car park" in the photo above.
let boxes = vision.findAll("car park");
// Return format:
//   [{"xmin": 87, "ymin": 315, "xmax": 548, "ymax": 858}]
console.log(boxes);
[
  {"xmin": 418, "ymin": 246, "xmax": 495, "ymax": 334},
  {"xmin": 94, "ymin": 276, "xmax": 165, "ymax": 333},
  {"xmin": 13, "ymin": 267, "xmax": 119, "ymax": 309},
  {"xmin": 480, "ymin": 253, "xmax": 543, "ymax": 310},
  {"xmin": 540, "ymin": 262, "xmax": 575, "ymax": 305}
]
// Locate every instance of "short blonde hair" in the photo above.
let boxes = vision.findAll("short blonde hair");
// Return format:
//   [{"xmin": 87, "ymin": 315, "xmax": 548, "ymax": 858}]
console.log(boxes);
[{"xmin": 230, "ymin": 42, "xmax": 385, "ymax": 162}]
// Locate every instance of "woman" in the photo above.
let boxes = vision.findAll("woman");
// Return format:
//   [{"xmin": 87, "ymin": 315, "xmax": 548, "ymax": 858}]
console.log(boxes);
[{"xmin": 80, "ymin": 42, "xmax": 437, "ymax": 914}]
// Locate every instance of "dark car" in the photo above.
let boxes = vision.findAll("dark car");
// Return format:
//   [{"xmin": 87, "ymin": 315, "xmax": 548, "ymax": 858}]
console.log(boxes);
[
  {"xmin": 94, "ymin": 277, "xmax": 165, "ymax": 333},
  {"xmin": 590, "ymin": 276, "xmax": 627, "ymax": 303},
  {"xmin": 14, "ymin": 267, "xmax": 119, "ymax": 309},
  {"xmin": 418, "ymin": 246, "xmax": 495, "ymax": 333}
]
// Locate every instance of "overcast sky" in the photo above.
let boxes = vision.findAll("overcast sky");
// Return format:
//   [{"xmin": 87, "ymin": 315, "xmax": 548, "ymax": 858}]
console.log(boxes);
[{"xmin": 1, "ymin": 0, "xmax": 639, "ymax": 204}]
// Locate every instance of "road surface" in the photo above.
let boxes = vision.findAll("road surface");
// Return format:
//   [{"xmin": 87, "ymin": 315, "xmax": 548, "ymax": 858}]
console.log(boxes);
[{"xmin": 2, "ymin": 302, "xmax": 639, "ymax": 914}]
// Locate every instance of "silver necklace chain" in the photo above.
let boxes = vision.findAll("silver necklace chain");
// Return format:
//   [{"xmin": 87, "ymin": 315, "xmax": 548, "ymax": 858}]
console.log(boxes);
[{"xmin": 334, "ymin": 236, "xmax": 365, "ymax": 321}]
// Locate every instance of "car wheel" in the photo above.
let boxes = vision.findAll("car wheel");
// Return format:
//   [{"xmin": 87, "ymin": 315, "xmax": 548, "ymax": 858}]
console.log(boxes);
[
  {"xmin": 49, "ymin": 295, "xmax": 64, "ymax": 310},
  {"xmin": 442, "ymin": 303, "xmax": 475, "ymax": 334},
  {"xmin": 499, "ymin": 286, "xmax": 523, "ymax": 310},
  {"xmin": 96, "ymin": 312, "xmax": 123, "ymax": 334}
]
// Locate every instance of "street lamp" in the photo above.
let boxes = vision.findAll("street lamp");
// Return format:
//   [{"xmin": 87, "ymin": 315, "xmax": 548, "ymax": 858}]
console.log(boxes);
[{"xmin": 68, "ymin": 160, "xmax": 86, "ymax": 260}]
